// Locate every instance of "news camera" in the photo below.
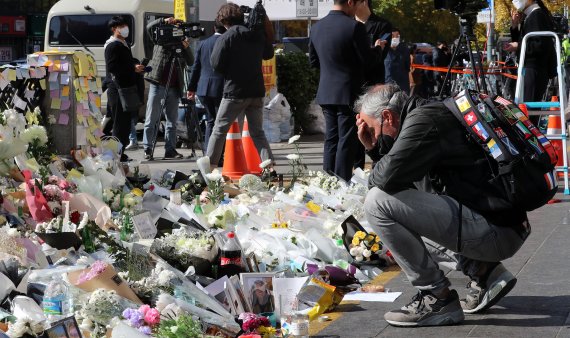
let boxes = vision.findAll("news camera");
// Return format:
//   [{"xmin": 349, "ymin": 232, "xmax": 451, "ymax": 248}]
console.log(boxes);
[
  {"xmin": 552, "ymin": 13, "xmax": 569, "ymax": 36},
  {"xmin": 434, "ymin": 0, "xmax": 487, "ymax": 16},
  {"xmin": 239, "ymin": 0, "xmax": 267, "ymax": 31},
  {"xmin": 152, "ymin": 22, "xmax": 205, "ymax": 47}
]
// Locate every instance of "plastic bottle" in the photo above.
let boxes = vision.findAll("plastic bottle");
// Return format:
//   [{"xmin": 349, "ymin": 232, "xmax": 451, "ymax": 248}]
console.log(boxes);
[
  {"xmin": 42, "ymin": 275, "xmax": 70, "ymax": 323},
  {"xmin": 290, "ymin": 312, "xmax": 310, "ymax": 338},
  {"xmin": 332, "ymin": 239, "xmax": 350, "ymax": 269},
  {"xmin": 219, "ymin": 232, "xmax": 242, "ymax": 277},
  {"xmin": 194, "ymin": 195, "xmax": 203, "ymax": 214}
]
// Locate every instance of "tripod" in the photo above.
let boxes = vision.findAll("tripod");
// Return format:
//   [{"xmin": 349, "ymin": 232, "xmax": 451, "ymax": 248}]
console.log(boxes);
[
  {"xmin": 148, "ymin": 45, "xmax": 188, "ymax": 161},
  {"xmin": 439, "ymin": 14, "xmax": 489, "ymax": 98}
]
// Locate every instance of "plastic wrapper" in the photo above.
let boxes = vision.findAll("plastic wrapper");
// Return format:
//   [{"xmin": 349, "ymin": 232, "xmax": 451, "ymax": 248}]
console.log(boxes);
[
  {"xmin": 296, "ymin": 277, "xmax": 342, "ymax": 321},
  {"xmin": 72, "ymin": 175, "xmax": 103, "ymax": 201},
  {"xmin": 68, "ymin": 193, "xmax": 112, "ymax": 229}
]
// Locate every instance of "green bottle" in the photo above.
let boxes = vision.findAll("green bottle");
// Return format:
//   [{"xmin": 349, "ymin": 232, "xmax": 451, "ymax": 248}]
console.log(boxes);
[
  {"xmin": 120, "ymin": 213, "xmax": 133, "ymax": 241},
  {"xmin": 193, "ymin": 195, "xmax": 203, "ymax": 214},
  {"xmin": 81, "ymin": 226, "xmax": 95, "ymax": 253}
]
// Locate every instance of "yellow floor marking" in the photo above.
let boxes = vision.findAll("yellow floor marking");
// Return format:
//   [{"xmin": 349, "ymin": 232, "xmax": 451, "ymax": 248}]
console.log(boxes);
[{"xmin": 309, "ymin": 266, "xmax": 402, "ymax": 336}]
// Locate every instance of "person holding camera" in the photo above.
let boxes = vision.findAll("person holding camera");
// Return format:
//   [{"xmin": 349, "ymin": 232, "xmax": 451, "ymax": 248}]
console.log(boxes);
[
  {"xmin": 104, "ymin": 16, "xmax": 145, "ymax": 162},
  {"xmin": 142, "ymin": 17, "xmax": 194, "ymax": 160},
  {"xmin": 357, "ymin": 84, "xmax": 527, "ymax": 327},
  {"xmin": 206, "ymin": 3, "xmax": 275, "ymax": 170}
]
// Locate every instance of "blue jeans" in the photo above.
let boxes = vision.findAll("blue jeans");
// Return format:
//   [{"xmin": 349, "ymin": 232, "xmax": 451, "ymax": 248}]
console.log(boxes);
[
  {"xmin": 129, "ymin": 116, "xmax": 137, "ymax": 144},
  {"xmin": 200, "ymin": 96, "xmax": 222, "ymax": 153},
  {"xmin": 142, "ymin": 83, "xmax": 180, "ymax": 153}
]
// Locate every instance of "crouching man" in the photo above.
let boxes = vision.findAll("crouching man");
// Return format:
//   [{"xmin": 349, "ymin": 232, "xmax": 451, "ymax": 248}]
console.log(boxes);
[{"xmin": 357, "ymin": 84, "xmax": 529, "ymax": 327}]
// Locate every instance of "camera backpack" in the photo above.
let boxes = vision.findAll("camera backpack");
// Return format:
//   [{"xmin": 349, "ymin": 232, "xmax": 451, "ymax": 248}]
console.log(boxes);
[{"xmin": 444, "ymin": 90, "xmax": 558, "ymax": 211}]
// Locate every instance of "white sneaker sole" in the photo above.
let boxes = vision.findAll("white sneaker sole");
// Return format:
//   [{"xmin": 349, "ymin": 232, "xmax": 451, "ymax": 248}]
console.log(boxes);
[
  {"xmin": 386, "ymin": 309, "xmax": 465, "ymax": 327},
  {"xmin": 463, "ymin": 271, "xmax": 517, "ymax": 314}
]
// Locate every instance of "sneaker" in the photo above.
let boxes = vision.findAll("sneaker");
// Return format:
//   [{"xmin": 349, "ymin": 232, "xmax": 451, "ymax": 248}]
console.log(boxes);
[
  {"xmin": 163, "ymin": 150, "xmax": 183, "ymax": 160},
  {"xmin": 144, "ymin": 149, "xmax": 153, "ymax": 161},
  {"xmin": 461, "ymin": 263, "xmax": 517, "ymax": 314},
  {"xmin": 384, "ymin": 290, "xmax": 464, "ymax": 327},
  {"xmin": 125, "ymin": 142, "xmax": 139, "ymax": 150}
]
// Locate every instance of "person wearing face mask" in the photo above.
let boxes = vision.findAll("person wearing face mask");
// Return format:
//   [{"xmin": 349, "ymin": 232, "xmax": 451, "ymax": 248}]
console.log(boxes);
[
  {"xmin": 504, "ymin": 0, "xmax": 556, "ymax": 104},
  {"xmin": 309, "ymin": 0, "xmax": 383, "ymax": 181},
  {"xmin": 384, "ymin": 28, "xmax": 410, "ymax": 94},
  {"xmin": 357, "ymin": 84, "xmax": 527, "ymax": 327},
  {"xmin": 104, "ymin": 16, "xmax": 145, "ymax": 162}
]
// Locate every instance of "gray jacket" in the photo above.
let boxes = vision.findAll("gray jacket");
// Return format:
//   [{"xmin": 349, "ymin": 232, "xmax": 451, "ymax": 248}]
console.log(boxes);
[{"xmin": 144, "ymin": 18, "xmax": 194, "ymax": 98}]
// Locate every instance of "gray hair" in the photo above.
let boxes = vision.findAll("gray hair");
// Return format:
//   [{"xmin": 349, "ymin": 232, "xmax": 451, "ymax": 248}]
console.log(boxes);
[{"xmin": 354, "ymin": 84, "xmax": 409, "ymax": 120}]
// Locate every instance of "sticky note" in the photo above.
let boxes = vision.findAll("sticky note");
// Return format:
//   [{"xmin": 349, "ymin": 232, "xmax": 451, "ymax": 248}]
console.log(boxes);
[
  {"xmin": 49, "ymin": 72, "xmax": 58, "ymax": 82},
  {"xmin": 8, "ymin": 69, "xmax": 16, "ymax": 81},
  {"xmin": 39, "ymin": 79, "xmax": 46, "ymax": 90},
  {"xmin": 96, "ymin": 77, "xmax": 102, "ymax": 90},
  {"xmin": 62, "ymin": 86, "xmax": 70, "ymax": 97},
  {"xmin": 76, "ymin": 126, "xmax": 87, "ymax": 146},
  {"xmin": 61, "ymin": 62, "xmax": 69, "ymax": 72},
  {"xmin": 61, "ymin": 99, "xmax": 71, "ymax": 110},
  {"xmin": 77, "ymin": 114, "xmax": 84, "ymax": 124},
  {"xmin": 95, "ymin": 97, "xmax": 101, "ymax": 108},
  {"xmin": 51, "ymin": 98, "xmax": 61, "ymax": 110},
  {"xmin": 60, "ymin": 74, "xmax": 70, "ymax": 85},
  {"xmin": 58, "ymin": 113, "xmax": 69, "ymax": 125},
  {"xmin": 50, "ymin": 89, "xmax": 59, "ymax": 98}
]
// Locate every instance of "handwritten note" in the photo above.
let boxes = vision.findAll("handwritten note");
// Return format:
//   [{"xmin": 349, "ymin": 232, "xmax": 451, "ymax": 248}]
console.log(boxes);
[
  {"xmin": 51, "ymin": 98, "xmax": 61, "ymax": 110},
  {"xmin": 61, "ymin": 86, "xmax": 70, "ymax": 97},
  {"xmin": 48, "ymin": 72, "xmax": 58, "ymax": 83},
  {"xmin": 61, "ymin": 99, "xmax": 71, "ymax": 110}
]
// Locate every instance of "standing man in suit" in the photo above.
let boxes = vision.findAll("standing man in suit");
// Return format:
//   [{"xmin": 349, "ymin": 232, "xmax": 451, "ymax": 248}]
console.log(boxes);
[
  {"xmin": 309, "ymin": 0, "xmax": 383, "ymax": 181},
  {"xmin": 188, "ymin": 21, "xmax": 227, "ymax": 153}
]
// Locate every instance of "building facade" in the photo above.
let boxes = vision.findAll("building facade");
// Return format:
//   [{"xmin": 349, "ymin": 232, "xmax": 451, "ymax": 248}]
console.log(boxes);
[{"xmin": 0, "ymin": 0, "xmax": 60, "ymax": 63}]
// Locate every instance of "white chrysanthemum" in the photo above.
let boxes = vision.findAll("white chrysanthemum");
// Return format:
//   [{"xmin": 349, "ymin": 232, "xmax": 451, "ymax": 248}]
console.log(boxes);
[
  {"xmin": 286, "ymin": 154, "xmax": 299, "ymax": 161},
  {"xmin": 47, "ymin": 114, "xmax": 57, "ymax": 125},
  {"xmin": 288, "ymin": 135, "xmax": 301, "ymax": 144},
  {"xmin": 259, "ymin": 159, "xmax": 272, "ymax": 169},
  {"xmin": 20, "ymin": 125, "xmax": 48, "ymax": 145},
  {"xmin": 206, "ymin": 169, "xmax": 223, "ymax": 182},
  {"xmin": 362, "ymin": 249, "xmax": 372, "ymax": 258}
]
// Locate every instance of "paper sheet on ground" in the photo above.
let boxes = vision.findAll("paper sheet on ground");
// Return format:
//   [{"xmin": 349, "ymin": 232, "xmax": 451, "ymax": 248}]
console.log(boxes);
[{"xmin": 342, "ymin": 291, "xmax": 402, "ymax": 302}]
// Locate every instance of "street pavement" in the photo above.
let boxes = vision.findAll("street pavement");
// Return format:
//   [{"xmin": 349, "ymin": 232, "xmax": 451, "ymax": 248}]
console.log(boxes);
[{"xmin": 128, "ymin": 133, "xmax": 570, "ymax": 337}]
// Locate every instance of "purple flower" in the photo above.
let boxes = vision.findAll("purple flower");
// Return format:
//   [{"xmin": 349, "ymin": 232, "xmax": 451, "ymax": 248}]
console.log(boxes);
[
  {"xmin": 122, "ymin": 308, "xmax": 135, "ymax": 320},
  {"xmin": 128, "ymin": 310, "xmax": 144, "ymax": 328},
  {"xmin": 138, "ymin": 326, "xmax": 152, "ymax": 335}
]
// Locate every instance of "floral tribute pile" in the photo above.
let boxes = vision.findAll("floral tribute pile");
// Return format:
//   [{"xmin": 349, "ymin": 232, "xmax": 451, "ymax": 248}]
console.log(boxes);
[{"xmin": 0, "ymin": 92, "xmax": 395, "ymax": 338}]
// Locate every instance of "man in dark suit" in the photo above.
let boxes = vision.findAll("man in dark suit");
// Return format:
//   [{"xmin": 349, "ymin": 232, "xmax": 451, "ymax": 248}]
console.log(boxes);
[
  {"xmin": 309, "ymin": 0, "xmax": 382, "ymax": 181},
  {"xmin": 188, "ymin": 21, "xmax": 227, "ymax": 153}
]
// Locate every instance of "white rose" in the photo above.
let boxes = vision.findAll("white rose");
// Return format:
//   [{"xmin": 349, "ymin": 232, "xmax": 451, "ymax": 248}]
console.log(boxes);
[
  {"xmin": 288, "ymin": 135, "xmax": 301, "ymax": 144},
  {"xmin": 206, "ymin": 169, "xmax": 223, "ymax": 182},
  {"xmin": 259, "ymin": 159, "xmax": 272, "ymax": 169},
  {"xmin": 355, "ymin": 255, "xmax": 364, "ymax": 262},
  {"xmin": 362, "ymin": 249, "xmax": 372, "ymax": 258},
  {"xmin": 349, "ymin": 247, "xmax": 360, "ymax": 256},
  {"xmin": 286, "ymin": 154, "xmax": 300, "ymax": 161}
]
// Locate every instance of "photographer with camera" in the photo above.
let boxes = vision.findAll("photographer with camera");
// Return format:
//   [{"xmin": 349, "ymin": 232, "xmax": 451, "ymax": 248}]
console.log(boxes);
[
  {"xmin": 358, "ymin": 84, "xmax": 528, "ymax": 327},
  {"xmin": 104, "ymin": 16, "xmax": 145, "ymax": 162},
  {"xmin": 206, "ymin": 2, "xmax": 276, "ymax": 171},
  {"xmin": 142, "ymin": 17, "xmax": 194, "ymax": 160}
]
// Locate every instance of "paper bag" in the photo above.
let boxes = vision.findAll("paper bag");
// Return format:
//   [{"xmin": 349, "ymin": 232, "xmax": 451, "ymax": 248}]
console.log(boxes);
[
  {"xmin": 23, "ymin": 170, "xmax": 53, "ymax": 222},
  {"xmin": 67, "ymin": 264, "xmax": 142, "ymax": 304}
]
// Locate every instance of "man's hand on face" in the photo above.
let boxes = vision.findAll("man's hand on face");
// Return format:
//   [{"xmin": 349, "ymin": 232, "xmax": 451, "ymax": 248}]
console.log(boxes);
[{"xmin": 356, "ymin": 113, "xmax": 375, "ymax": 151}]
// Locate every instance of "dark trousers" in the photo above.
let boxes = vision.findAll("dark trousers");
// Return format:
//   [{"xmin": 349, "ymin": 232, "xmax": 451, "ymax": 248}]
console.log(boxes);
[
  {"xmin": 321, "ymin": 104, "xmax": 358, "ymax": 182},
  {"xmin": 523, "ymin": 67, "xmax": 549, "ymax": 102},
  {"xmin": 199, "ymin": 95, "xmax": 222, "ymax": 153},
  {"xmin": 107, "ymin": 84, "xmax": 133, "ymax": 153}
]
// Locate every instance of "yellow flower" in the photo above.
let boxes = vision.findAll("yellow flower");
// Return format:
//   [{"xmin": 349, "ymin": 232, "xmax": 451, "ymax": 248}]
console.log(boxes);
[
  {"xmin": 364, "ymin": 234, "xmax": 375, "ymax": 243},
  {"xmin": 258, "ymin": 326, "xmax": 276, "ymax": 337},
  {"xmin": 375, "ymin": 235, "xmax": 381, "ymax": 243},
  {"xmin": 352, "ymin": 237, "xmax": 360, "ymax": 246},
  {"xmin": 355, "ymin": 231, "xmax": 366, "ymax": 240},
  {"xmin": 371, "ymin": 244, "xmax": 380, "ymax": 252},
  {"xmin": 271, "ymin": 223, "xmax": 279, "ymax": 228}
]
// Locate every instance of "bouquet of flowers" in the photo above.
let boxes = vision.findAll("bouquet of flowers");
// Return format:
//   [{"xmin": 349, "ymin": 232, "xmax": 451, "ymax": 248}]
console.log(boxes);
[
  {"xmin": 77, "ymin": 288, "xmax": 125, "ymax": 338},
  {"xmin": 122, "ymin": 305, "xmax": 161, "ymax": 335},
  {"xmin": 157, "ymin": 314, "xmax": 206, "ymax": 338},
  {"xmin": 238, "ymin": 312, "xmax": 276, "ymax": 338},
  {"xmin": 103, "ymin": 188, "xmax": 141, "ymax": 212},
  {"xmin": 123, "ymin": 265, "xmax": 176, "ymax": 304},
  {"xmin": 206, "ymin": 204, "xmax": 240, "ymax": 229},
  {"xmin": 205, "ymin": 169, "xmax": 224, "ymax": 206},
  {"xmin": 349, "ymin": 230, "xmax": 382, "ymax": 262},
  {"xmin": 151, "ymin": 232, "xmax": 218, "ymax": 276}
]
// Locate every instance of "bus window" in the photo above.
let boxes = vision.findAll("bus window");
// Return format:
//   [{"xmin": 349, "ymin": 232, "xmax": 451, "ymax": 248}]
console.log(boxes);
[{"xmin": 48, "ymin": 14, "xmax": 135, "ymax": 46}]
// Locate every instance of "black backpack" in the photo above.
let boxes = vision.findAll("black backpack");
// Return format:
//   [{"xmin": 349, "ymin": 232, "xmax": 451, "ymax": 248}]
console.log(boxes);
[{"xmin": 444, "ymin": 90, "xmax": 558, "ymax": 211}]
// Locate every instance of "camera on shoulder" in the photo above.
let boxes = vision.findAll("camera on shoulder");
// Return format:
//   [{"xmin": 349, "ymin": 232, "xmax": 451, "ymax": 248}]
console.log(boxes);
[
  {"xmin": 239, "ymin": 0, "xmax": 266, "ymax": 31},
  {"xmin": 152, "ymin": 21, "xmax": 205, "ymax": 47}
]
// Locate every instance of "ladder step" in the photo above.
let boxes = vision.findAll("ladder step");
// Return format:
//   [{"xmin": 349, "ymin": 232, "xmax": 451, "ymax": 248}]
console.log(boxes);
[{"xmin": 524, "ymin": 102, "xmax": 560, "ymax": 109}]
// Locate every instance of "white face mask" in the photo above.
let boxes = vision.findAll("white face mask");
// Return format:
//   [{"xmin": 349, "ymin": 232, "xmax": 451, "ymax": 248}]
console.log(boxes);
[
  {"xmin": 391, "ymin": 37, "xmax": 400, "ymax": 48},
  {"xmin": 512, "ymin": 0, "xmax": 527, "ymax": 11},
  {"xmin": 118, "ymin": 26, "xmax": 129, "ymax": 38}
]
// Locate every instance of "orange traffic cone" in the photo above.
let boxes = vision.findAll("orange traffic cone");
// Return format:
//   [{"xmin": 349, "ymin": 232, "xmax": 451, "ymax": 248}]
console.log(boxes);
[
  {"xmin": 242, "ymin": 118, "xmax": 262, "ymax": 175},
  {"xmin": 222, "ymin": 121, "xmax": 250, "ymax": 180},
  {"xmin": 546, "ymin": 97, "xmax": 563, "ymax": 167}
]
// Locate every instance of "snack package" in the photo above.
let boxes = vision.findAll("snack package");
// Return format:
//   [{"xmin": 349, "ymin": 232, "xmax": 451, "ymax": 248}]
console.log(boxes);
[{"xmin": 296, "ymin": 277, "xmax": 343, "ymax": 321}]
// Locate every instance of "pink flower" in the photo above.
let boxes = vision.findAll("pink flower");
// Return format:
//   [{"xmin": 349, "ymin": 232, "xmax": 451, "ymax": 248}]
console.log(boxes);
[
  {"xmin": 61, "ymin": 191, "xmax": 70, "ymax": 201},
  {"xmin": 144, "ymin": 308, "xmax": 160, "ymax": 326},
  {"xmin": 58, "ymin": 180, "xmax": 70, "ymax": 190},
  {"xmin": 76, "ymin": 261, "xmax": 108, "ymax": 284},
  {"xmin": 139, "ymin": 304, "xmax": 151, "ymax": 315}
]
